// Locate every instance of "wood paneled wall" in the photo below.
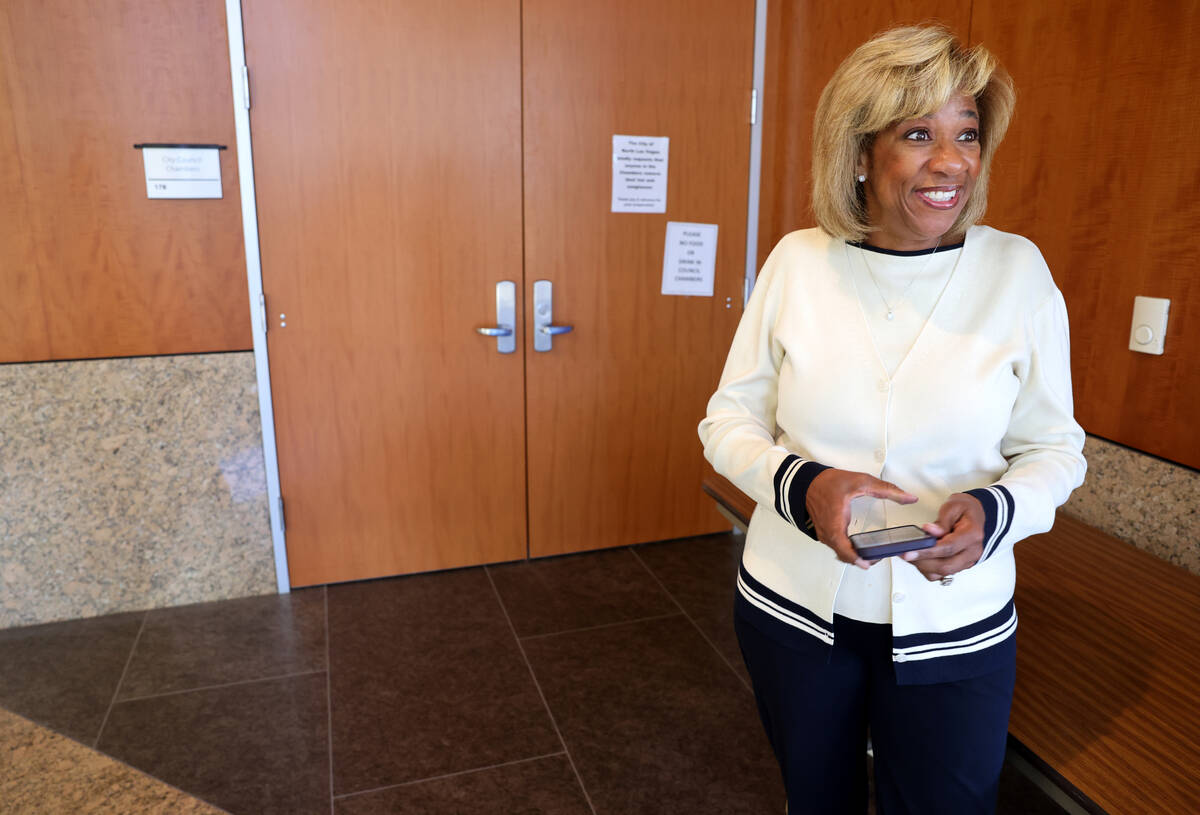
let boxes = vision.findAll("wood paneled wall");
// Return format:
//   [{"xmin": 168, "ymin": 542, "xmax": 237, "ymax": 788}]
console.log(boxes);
[
  {"xmin": 759, "ymin": 1, "xmax": 971, "ymax": 267},
  {"xmin": 0, "ymin": 2, "xmax": 249, "ymax": 363},
  {"xmin": 761, "ymin": 0, "xmax": 1200, "ymax": 468},
  {"xmin": 972, "ymin": 0, "xmax": 1200, "ymax": 468}
]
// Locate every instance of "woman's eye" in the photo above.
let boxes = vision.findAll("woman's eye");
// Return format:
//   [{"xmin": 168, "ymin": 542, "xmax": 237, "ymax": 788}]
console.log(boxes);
[
  {"xmin": 903, "ymin": 129, "xmax": 931, "ymax": 141},
  {"xmin": 957, "ymin": 129, "xmax": 980, "ymax": 142}
]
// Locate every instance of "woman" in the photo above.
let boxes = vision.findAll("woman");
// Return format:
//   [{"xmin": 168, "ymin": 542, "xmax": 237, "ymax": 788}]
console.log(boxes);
[{"xmin": 699, "ymin": 26, "xmax": 1086, "ymax": 815}]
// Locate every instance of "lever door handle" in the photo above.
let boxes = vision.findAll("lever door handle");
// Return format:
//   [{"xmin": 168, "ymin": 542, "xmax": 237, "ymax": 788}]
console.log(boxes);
[
  {"xmin": 533, "ymin": 280, "xmax": 572, "ymax": 352},
  {"xmin": 478, "ymin": 281, "xmax": 516, "ymax": 354}
]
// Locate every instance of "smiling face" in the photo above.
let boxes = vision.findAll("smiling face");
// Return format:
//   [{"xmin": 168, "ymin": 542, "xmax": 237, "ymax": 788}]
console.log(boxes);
[{"xmin": 858, "ymin": 93, "xmax": 982, "ymax": 251}]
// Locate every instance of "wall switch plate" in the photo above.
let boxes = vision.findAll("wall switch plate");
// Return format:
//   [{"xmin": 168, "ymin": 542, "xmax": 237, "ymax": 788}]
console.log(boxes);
[{"xmin": 1129, "ymin": 296, "xmax": 1170, "ymax": 355}]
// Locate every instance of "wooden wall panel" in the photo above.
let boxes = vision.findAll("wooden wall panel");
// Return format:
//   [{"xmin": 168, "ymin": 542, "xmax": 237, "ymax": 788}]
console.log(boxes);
[
  {"xmin": 972, "ymin": 0, "xmax": 1200, "ymax": 468},
  {"xmin": 0, "ymin": 2, "xmax": 249, "ymax": 363},
  {"xmin": 758, "ymin": 0, "xmax": 972, "ymax": 267},
  {"xmin": 761, "ymin": 1, "xmax": 1200, "ymax": 468}
]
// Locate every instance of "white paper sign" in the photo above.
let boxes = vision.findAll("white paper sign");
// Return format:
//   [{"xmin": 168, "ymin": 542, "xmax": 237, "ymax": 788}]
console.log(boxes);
[
  {"xmin": 662, "ymin": 221, "xmax": 717, "ymax": 296},
  {"xmin": 611, "ymin": 135, "xmax": 669, "ymax": 213},
  {"xmin": 142, "ymin": 147, "xmax": 223, "ymax": 199}
]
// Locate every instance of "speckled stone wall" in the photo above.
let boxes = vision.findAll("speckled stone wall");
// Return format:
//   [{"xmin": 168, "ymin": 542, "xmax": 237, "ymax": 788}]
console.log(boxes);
[
  {"xmin": 1063, "ymin": 435, "xmax": 1200, "ymax": 575},
  {"xmin": 0, "ymin": 352, "xmax": 275, "ymax": 628}
]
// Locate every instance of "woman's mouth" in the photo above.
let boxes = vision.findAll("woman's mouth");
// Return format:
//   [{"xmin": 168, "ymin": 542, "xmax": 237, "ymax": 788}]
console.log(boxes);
[{"xmin": 916, "ymin": 187, "xmax": 960, "ymax": 208}]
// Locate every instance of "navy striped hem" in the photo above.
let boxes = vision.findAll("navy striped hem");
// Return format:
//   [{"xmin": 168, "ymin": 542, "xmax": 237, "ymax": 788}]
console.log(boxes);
[
  {"xmin": 892, "ymin": 597, "xmax": 1016, "ymax": 655},
  {"xmin": 893, "ymin": 623, "xmax": 1016, "ymax": 685},
  {"xmin": 965, "ymin": 485, "xmax": 1015, "ymax": 561},
  {"xmin": 773, "ymin": 454, "xmax": 831, "ymax": 534},
  {"xmin": 735, "ymin": 560, "xmax": 1018, "ymax": 685},
  {"xmin": 891, "ymin": 598, "xmax": 1017, "ymax": 684},
  {"xmin": 735, "ymin": 564, "xmax": 834, "ymax": 653}
]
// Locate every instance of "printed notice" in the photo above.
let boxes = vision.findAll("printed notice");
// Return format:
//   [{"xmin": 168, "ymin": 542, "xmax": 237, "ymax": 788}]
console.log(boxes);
[
  {"xmin": 142, "ymin": 147, "xmax": 222, "ymax": 199},
  {"xmin": 612, "ymin": 135, "xmax": 668, "ymax": 213},
  {"xmin": 662, "ymin": 221, "xmax": 718, "ymax": 296}
]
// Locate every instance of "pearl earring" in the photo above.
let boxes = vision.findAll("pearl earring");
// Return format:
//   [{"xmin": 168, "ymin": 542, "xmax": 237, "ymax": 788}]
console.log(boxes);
[{"xmin": 857, "ymin": 174, "xmax": 866, "ymax": 183}]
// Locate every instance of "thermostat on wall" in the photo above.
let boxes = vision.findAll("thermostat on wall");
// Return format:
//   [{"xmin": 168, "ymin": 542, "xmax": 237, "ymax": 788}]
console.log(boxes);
[{"xmin": 1129, "ymin": 296, "xmax": 1169, "ymax": 355}]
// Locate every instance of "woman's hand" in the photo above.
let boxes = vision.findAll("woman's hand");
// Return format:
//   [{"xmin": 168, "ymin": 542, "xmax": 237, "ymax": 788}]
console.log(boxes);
[
  {"xmin": 906, "ymin": 493, "xmax": 986, "ymax": 581},
  {"xmin": 805, "ymin": 469, "xmax": 918, "ymax": 569}
]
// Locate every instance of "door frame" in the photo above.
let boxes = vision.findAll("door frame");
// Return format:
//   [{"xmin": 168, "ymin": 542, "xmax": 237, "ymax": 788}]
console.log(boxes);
[
  {"xmin": 744, "ymin": 0, "xmax": 768, "ymax": 302},
  {"xmin": 223, "ymin": 0, "xmax": 769, "ymax": 594},
  {"xmin": 225, "ymin": 0, "xmax": 290, "ymax": 593}
]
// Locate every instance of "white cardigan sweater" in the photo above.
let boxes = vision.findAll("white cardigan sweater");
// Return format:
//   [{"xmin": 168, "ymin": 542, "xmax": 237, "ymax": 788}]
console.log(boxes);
[{"xmin": 699, "ymin": 226, "xmax": 1086, "ymax": 683}]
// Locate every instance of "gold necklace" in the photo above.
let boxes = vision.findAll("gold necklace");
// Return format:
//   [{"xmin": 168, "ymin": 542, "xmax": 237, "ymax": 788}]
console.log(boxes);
[{"xmin": 859, "ymin": 238, "xmax": 942, "ymax": 321}]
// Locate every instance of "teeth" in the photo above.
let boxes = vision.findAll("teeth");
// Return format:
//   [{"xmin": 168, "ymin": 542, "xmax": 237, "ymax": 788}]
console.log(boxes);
[{"xmin": 921, "ymin": 189, "xmax": 957, "ymax": 202}]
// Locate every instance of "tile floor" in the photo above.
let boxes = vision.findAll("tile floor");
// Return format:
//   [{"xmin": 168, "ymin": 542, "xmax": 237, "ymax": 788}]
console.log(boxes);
[{"xmin": 0, "ymin": 532, "xmax": 1068, "ymax": 814}]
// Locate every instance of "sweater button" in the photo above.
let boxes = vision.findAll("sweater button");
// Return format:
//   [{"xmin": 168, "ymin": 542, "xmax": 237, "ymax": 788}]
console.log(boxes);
[
  {"xmin": 895, "ymin": 653, "xmax": 908, "ymax": 663},
  {"xmin": 892, "ymin": 592, "xmax": 905, "ymax": 603},
  {"xmin": 877, "ymin": 378, "xmax": 890, "ymax": 392},
  {"xmin": 874, "ymin": 448, "xmax": 885, "ymax": 462}
]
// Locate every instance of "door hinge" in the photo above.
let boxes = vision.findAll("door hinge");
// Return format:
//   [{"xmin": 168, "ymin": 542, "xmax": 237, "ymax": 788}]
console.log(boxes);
[
  {"xmin": 242, "ymin": 65, "xmax": 251, "ymax": 110},
  {"xmin": 278, "ymin": 496, "xmax": 286, "ymax": 533},
  {"xmin": 750, "ymin": 88, "xmax": 758, "ymax": 126},
  {"xmin": 259, "ymin": 293, "xmax": 268, "ymax": 335}
]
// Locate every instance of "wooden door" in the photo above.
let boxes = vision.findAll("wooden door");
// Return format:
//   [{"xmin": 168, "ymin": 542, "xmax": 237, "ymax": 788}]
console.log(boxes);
[
  {"xmin": 523, "ymin": 0, "xmax": 755, "ymax": 556},
  {"xmin": 0, "ymin": 0, "xmax": 248, "ymax": 362},
  {"xmin": 243, "ymin": 0, "xmax": 527, "ymax": 585}
]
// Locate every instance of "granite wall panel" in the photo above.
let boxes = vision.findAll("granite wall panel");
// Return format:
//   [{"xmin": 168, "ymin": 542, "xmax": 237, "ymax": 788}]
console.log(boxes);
[
  {"xmin": 1063, "ymin": 435, "xmax": 1199, "ymax": 575},
  {"xmin": 0, "ymin": 352, "xmax": 274, "ymax": 628},
  {"xmin": 2, "ymin": 354, "xmax": 1195, "ymax": 629}
]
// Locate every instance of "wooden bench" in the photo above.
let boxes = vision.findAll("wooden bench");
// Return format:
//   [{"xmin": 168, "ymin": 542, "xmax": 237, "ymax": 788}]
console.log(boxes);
[{"xmin": 702, "ymin": 473, "xmax": 1200, "ymax": 815}]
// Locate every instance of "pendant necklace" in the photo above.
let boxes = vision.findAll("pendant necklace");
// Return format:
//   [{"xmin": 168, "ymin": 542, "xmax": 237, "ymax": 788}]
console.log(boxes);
[{"xmin": 859, "ymin": 238, "xmax": 942, "ymax": 321}]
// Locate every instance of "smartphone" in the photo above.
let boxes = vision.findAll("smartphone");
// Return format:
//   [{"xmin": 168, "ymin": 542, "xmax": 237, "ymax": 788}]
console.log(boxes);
[{"xmin": 849, "ymin": 524, "xmax": 936, "ymax": 559}]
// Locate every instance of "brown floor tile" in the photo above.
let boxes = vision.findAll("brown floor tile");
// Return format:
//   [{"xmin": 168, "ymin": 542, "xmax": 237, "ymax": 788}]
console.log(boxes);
[
  {"xmin": 488, "ymin": 548, "xmax": 677, "ymax": 638},
  {"xmin": 523, "ymin": 615, "xmax": 784, "ymax": 815},
  {"xmin": 634, "ymin": 533, "xmax": 750, "ymax": 685},
  {"xmin": 97, "ymin": 672, "xmax": 329, "ymax": 815},
  {"xmin": 334, "ymin": 755, "xmax": 591, "ymax": 815},
  {"xmin": 117, "ymin": 588, "xmax": 325, "ymax": 699},
  {"xmin": 327, "ymin": 568, "xmax": 560, "ymax": 796},
  {"xmin": 0, "ymin": 611, "xmax": 144, "ymax": 743}
]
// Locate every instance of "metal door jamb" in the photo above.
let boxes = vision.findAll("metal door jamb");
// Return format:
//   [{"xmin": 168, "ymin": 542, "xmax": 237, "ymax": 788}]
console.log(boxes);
[
  {"xmin": 226, "ymin": 0, "xmax": 290, "ymax": 593},
  {"xmin": 743, "ymin": 0, "xmax": 768, "ymax": 304}
]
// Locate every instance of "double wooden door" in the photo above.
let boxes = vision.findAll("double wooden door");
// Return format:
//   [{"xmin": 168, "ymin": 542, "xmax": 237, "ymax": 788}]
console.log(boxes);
[{"xmin": 244, "ymin": 0, "xmax": 755, "ymax": 586}]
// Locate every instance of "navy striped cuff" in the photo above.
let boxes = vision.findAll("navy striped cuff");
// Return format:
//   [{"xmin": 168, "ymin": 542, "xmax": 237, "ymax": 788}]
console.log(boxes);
[
  {"xmin": 964, "ymin": 485, "xmax": 1016, "ymax": 561},
  {"xmin": 773, "ymin": 454, "xmax": 831, "ymax": 534}
]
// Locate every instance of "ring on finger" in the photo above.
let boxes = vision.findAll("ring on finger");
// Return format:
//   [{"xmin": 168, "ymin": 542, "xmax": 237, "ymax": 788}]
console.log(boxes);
[{"xmin": 940, "ymin": 574, "xmax": 954, "ymax": 587}]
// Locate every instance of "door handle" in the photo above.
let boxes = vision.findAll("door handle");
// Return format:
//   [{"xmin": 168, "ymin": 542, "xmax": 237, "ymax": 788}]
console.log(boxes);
[
  {"xmin": 533, "ymin": 280, "xmax": 573, "ymax": 352},
  {"xmin": 477, "ymin": 281, "xmax": 516, "ymax": 354}
]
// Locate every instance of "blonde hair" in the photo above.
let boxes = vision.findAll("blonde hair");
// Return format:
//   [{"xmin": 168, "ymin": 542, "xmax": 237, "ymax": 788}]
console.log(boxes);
[{"xmin": 812, "ymin": 25, "xmax": 1015, "ymax": 242}]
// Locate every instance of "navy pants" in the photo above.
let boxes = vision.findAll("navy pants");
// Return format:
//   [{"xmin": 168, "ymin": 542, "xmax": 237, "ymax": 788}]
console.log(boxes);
[{"xmin": 735, "ymin": 612, "xmax": 1015, "ymax": 815}]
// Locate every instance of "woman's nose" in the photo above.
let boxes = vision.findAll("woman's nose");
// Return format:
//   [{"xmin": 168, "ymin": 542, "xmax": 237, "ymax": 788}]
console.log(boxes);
[{"xmin": 929, "ymin": 142, "xmax": 968, "ymax": 174}]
